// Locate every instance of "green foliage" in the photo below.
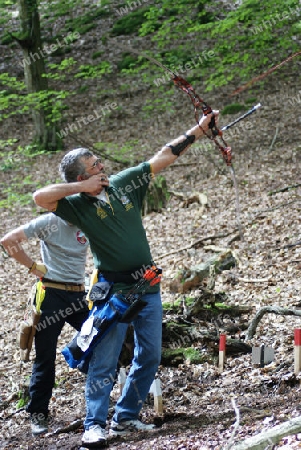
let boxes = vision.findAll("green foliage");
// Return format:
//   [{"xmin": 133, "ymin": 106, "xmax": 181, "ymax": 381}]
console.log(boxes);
[
  {"xmin": 50, "ymin": 45, "xmax": 71, "ymax": 57},
  {"xmin": 184, "ymin": 297, "xmax": 195, "ymax": 306},
  {"xmin": 162, "ymin": 299, "xmax": 182, "ymax": 311},
  {"xmin": 0, "ymin": 82, "xmax": 70, "ymax": 125},
  {"xmin": 161, "ymin": 48, "xmax": 195, "ymax": 68},
  {"xmin": 92, "ymin": 51, "xmax": 103, "ymax": 60},
  {"xmin": 17, "ymin": 390, "xmax": 30, "ymax": 409},
  {"xmin": 1, "ymin": 0, "xmax": 300, "ymax": 152},
  {"xmin": 75, "ymin": 61, "xmax": 112, "ymax": 79},
  {"xmin": 245, "ymin": 97, "xmax": 258, "ymax": 104},
  {"xmin": 0, "ymin": 0, "xmax": 115, "ymax": 150},
  {"xmin": 117, "ymin": 53, "xmax": 140, "ymax": 71},
  {"xmin": 183, "ymin": 347, "xmax": 203, "ymax": 364},
  {"xmin": 140, "ymin": 0, "xmax": 215, "ymax": 40},
  {"xmin": 111, "ymin": 6, "xmax": 152, "ymax": 36},
  {"xmin": 221, "ymin": 104, "xmax": 247, "ymax": 115},
  {"xmin": 1, "ymin": 32, "xmax": 13, "ymax": 45},
  {"xmin": 46, "ymin": 57, "xmax": 77, "ymax": 80},
  {"xmin": 77, "ymin": 84, "xmax": 89, "ymax": 94},
  {"xmin": 0, "ymin": 144, "xmax": 53, "ymax": 209},
  {"xmin": 62, "ymin": 5, "xmax": 111, "ymax": 34},
  {"xmin": 136, "ymin": 0, "xmax": 300, "ymax": 91}
]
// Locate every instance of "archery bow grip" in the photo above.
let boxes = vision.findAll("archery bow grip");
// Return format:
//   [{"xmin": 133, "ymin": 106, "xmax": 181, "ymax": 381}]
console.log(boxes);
[
  {"xmin": 201, "ymin": 104, "xmax": 218, "ymax": 132},
  {"xmin": 206, "ymin": 111, "xmax": 223, "ymax": 137}
]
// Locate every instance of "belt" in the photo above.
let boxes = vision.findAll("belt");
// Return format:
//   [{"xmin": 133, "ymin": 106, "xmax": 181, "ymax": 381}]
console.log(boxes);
[
  {"xmin": 101, "ymin": 265, "xmax": 151, "ymax": 284},
  {"xmin": 42, "ymin": 279, "xmax": 85, "ymax": 292}
]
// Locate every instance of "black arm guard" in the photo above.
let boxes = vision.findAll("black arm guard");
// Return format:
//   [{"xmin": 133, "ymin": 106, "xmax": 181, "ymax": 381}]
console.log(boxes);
[{"xmin": 166, "ymin": 133, "xmax": 196, "ymax": 156}]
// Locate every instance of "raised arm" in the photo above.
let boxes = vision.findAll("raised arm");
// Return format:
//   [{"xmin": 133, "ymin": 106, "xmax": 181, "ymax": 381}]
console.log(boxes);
[
  {"xmin": 33, "ymin": 175, "xmax": 109, "ymax": 211},
  {"xmin": 33, "ymin": 182, "xmax": 85, "ymax": 211},
  {"xmin": 149, "ymin": 111, "xmax": 218, "ymax": 174}
]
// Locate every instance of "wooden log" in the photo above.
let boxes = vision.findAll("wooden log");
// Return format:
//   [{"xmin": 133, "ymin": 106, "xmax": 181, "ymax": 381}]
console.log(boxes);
[
  {"xmin": 168, "ymin": 250, "xmax": 237, "ymax": 294},
  {"xmin": 230, "ymin": 416, "xmax": 301, "ymax": 450}
]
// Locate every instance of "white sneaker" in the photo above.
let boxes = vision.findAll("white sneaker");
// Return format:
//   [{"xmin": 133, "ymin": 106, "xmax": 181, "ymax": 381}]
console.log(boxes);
[
  {"xmin": 82, "ymin": 424, "xmax": 107, "ymax": 446},
  {"xmin": 30, "ymin": 416, "xmax": 48, "ymax": 436},
  {"xmin": 110, "ymin": 419, "xmax": 155, "ymax": 436}
]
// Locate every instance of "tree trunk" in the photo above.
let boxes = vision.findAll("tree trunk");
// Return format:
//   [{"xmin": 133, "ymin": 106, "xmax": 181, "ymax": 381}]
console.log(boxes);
[{"xmin": 17, "ymin": 0, "xmax": 60, "ymax": 151}]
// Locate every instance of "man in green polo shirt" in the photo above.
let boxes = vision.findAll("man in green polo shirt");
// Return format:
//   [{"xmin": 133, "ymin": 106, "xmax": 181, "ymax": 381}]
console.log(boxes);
[{"xmin": 33, "ymin": 110, "xmax": 220, "ymax": 447}]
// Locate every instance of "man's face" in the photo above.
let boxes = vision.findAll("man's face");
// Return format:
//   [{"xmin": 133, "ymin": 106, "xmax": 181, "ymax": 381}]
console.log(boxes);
[
  {"xmin": 78, "ymin": 155, "xmax": 109, "ymax": 196},
  {"xmin": 83, "ymin": 156, "xmax": 105, "ymax": 177}
]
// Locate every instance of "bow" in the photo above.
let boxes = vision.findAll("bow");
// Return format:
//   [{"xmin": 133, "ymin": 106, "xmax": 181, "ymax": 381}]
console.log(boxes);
[
  {"xmin": 135, "ymin": 52, "xmax": 262, "ymax": 168},
  {"xmin": 128, "ymin": 50, "xmax": 261, "ymax": 240},
  {"xmin": 138, "ymin": 53, "xmax": 233, "ymax": 165},
  {"xmin": 171, "ymin": 72, "xmax": 233, "ymax": 166}
]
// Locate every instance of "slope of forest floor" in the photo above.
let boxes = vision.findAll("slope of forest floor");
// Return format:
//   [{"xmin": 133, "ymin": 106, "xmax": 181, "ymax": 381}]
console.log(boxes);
[{"xmin": 1, "ymin": 4, "xmax": 301, "ymax": 449}]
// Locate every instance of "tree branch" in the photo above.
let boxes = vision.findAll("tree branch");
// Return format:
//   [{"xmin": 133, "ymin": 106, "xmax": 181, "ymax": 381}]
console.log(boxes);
[
  {"xmin": 268, "ymin": 183, "xmax": 301, "ymax": 196},
  {"xmin": 45, "ymin": 419, "xmax": 83, "ymax": 437},
  {"xmin": 223, "ymin": 399, "xmax": 241, "ymax": 450},
  {"xmin": 246, "ymin": 306, "xmax": 301, "ymax": 340}
]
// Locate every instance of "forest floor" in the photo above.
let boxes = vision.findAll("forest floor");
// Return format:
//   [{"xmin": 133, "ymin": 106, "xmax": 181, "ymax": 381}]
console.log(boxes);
[
  {"xmin": 1, "ymin": 4, "xmax": 301, "ymax": 449},
  {"xmin": 1, "ymin": 103, "xmax": 301, "ymax": 449}
]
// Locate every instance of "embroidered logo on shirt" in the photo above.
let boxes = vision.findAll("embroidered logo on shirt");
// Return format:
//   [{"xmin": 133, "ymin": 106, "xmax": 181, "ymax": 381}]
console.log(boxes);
[
  {"xmin": 76, "ymin": 230, "xmax": 87, "ymax": 244},
  {"xmin": 120, "ymin": 195, "xmax": 134, "ymax": 212},
  {"xmin": 96, "ymin": 207, "xmax": 108, "ymax": 219}
]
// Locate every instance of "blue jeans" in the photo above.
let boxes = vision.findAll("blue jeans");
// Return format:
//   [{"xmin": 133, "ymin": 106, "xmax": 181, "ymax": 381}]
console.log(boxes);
[
  {"xmin": 26, "ymin": 288, "xmax": 88, "ymax": 417},
  {"xmin": 84, "ymin": 291, "xmax": 162, "ymax": 429}
]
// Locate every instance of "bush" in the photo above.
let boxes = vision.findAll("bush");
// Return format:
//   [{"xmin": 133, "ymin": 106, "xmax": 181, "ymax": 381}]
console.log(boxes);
[
  {"xmin": 111, "ymin": 6, "xmax": 152, "ymax": 36},
  {"xmin": 221, "ymin": 103, "xmax": 247, "ymax": 115}
]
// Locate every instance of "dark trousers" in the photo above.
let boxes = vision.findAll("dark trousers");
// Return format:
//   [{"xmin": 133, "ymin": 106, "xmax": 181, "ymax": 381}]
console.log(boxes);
[{"xmin": 26, "ymin": 287, "xmax": 89, "ymax": 417}]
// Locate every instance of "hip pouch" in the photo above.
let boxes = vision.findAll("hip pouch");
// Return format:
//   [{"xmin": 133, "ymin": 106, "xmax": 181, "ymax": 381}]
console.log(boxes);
[
  {"xmin": 62, "ymin": 266, "xmax": 161, "ymax": 371},
  {"xmin": 19, "ymin": 280, "xmax": 45, "ymax": 361},
  {"xmin": 62, "ymin": 291, "xmax": 144, "ymax": 370}
]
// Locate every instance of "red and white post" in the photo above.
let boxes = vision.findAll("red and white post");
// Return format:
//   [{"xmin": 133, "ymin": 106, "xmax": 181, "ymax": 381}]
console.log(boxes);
[
  {"xmin": 294, "ymin": 329, "xmax": 301, "ymax": 374},
  {"xmin": 218, "ymin": 333, "xmax": 226, "ymax": 372}
]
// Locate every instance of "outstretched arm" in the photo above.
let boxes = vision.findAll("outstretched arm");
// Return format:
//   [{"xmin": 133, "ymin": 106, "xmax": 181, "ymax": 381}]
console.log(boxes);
[{"xmin": 149, "ymin": 111, "xmax": 218, "ymax": 174}]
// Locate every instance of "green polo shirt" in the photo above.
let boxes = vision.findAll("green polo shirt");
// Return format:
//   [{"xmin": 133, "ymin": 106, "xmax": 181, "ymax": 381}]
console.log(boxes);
[{"xmin": 55, "ymin": 162, "xmax": 159, "ymax": 293}]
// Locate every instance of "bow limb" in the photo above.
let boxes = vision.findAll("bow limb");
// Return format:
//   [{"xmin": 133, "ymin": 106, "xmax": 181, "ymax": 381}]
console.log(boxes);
[
  {"xmin": 231, "ymin": 49, "xmax": 301, "ymax": 96},
  {"xmin": 127, "ymin": 48, "xmax": 232, "ymax": 165}
]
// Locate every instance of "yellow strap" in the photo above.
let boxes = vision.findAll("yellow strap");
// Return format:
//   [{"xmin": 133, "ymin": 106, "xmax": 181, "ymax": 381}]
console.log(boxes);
[
  {"xmin": 86, "ymin": 268, "xmax": 99, "ymax": 310},
  {"xmin": 36, "ymin": 263, "xmax": 47, "ymax": 276},
  {"xmin": 35, "ymin": 280, "xmax": 46, "ymax": 313}
]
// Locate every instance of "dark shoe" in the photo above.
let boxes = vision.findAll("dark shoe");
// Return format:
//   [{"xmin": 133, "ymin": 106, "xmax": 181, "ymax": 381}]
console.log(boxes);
[
  {"xmin": 31, "ymin": 414, "xmax": 48, "ymax": 436},
  {"xmin": 109, "ymin": 419, "xmax": 155, "ymax": 436},
  {"xmin": 82, "ymin": 424, "xmax": 107, "ymax": 447}
]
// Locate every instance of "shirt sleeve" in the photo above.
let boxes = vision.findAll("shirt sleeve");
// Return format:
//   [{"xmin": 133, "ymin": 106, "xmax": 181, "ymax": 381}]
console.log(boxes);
[
  {"xmin": 54, "ymin": 196, "xmax": 82, "ymax": 227},
  {"xmin": 110, "ymin": 162, "xmax": 152, "ymax": 208},
  {"xmin": 23, "ymin": 213, "xmax": 59, "ymax": 241}
]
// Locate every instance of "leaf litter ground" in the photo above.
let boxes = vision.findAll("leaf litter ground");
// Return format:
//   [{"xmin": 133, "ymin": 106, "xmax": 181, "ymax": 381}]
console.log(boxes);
[{"xmin": 0, "ymin": 74, "xmax": 301, "ymax": 450}]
